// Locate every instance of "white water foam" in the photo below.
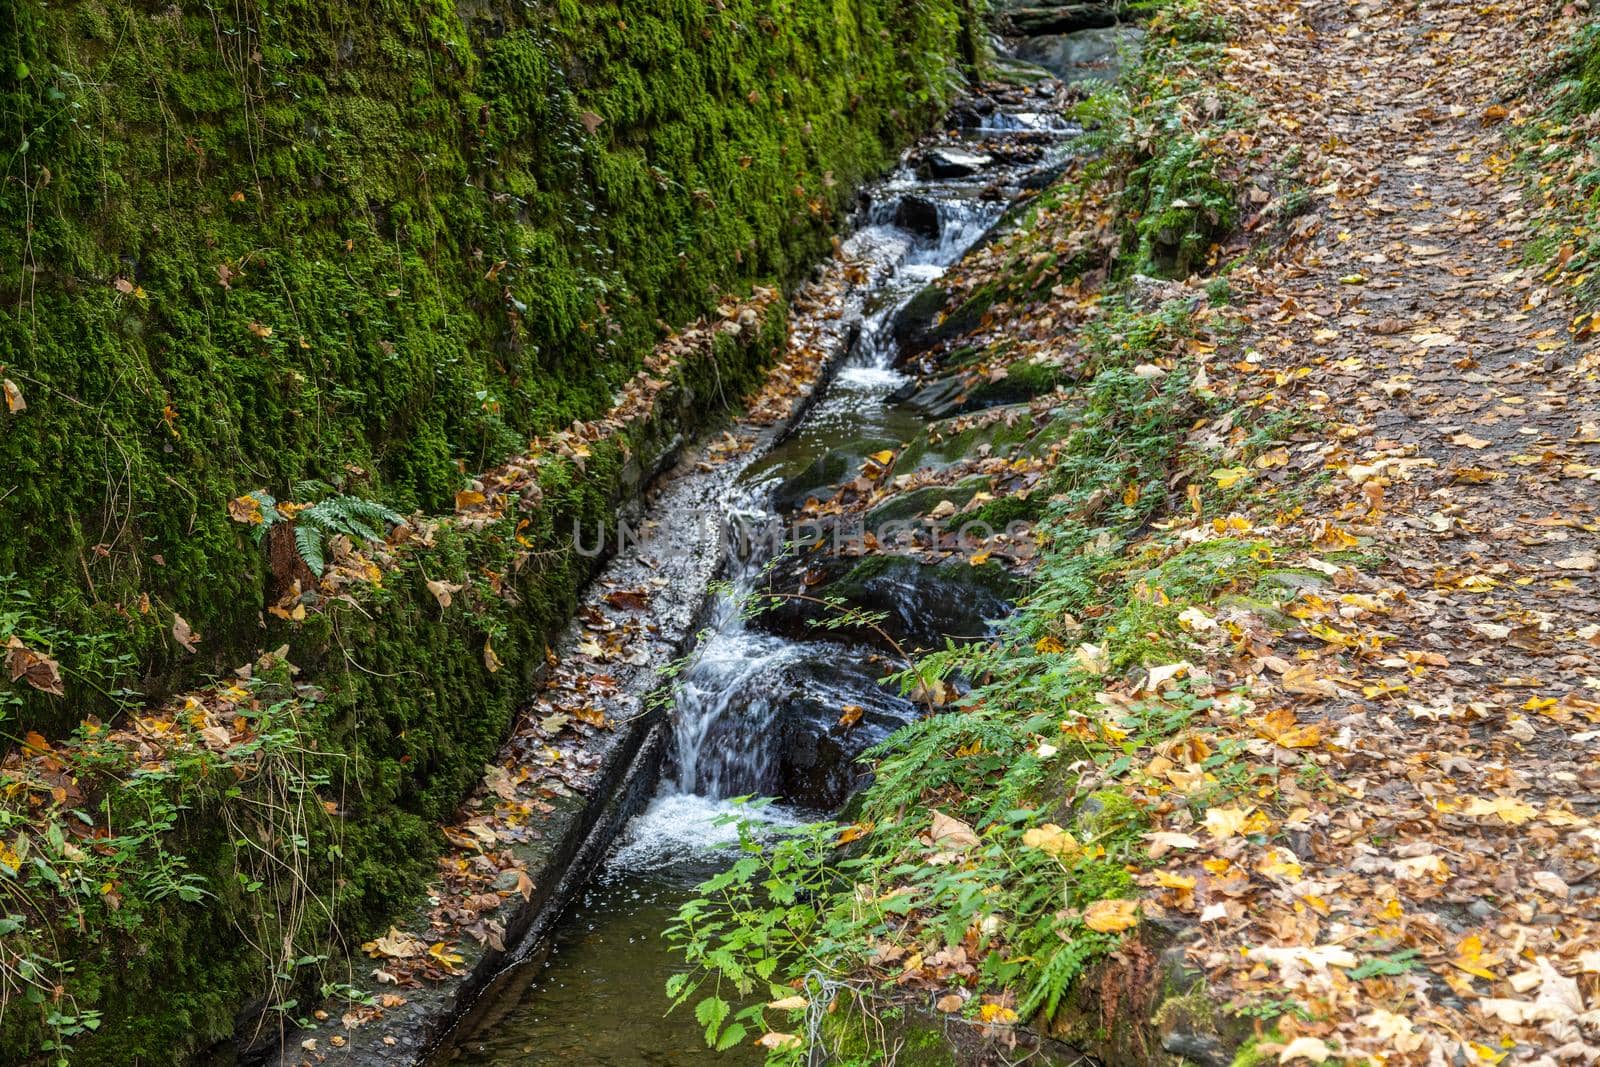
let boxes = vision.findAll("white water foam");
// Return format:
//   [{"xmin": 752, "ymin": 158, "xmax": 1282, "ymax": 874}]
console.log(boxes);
[
  {"xmin": 836, "ymin": 365, "xmax": 909, "ymax": 389},
  {"xmin": 608, "ymin": 791, "xmax": 801, "ymax": 873}
]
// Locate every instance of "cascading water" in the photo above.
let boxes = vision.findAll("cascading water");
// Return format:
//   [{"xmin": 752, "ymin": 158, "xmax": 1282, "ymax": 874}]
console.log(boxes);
[
  {"xmin": 448, "ymin": 102, "xmax": 1075, "ymax": 1067},
  {"xmin": 651, "ymin": 173, "xmax": 1014, "ymax": 814}
]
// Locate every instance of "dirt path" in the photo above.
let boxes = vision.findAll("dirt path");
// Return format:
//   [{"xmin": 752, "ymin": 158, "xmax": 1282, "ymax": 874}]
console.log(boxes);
[{"xmin": 1163, "ymin": 0, "xmax": 1600, "ymax": 1060}]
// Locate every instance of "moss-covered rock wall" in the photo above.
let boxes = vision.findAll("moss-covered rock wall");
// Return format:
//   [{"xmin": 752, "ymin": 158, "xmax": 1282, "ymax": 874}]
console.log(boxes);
[
  {"xmin": 0, "ymin": 0, "xmax": 976, "ymax": 1060},
  {"xmin": 0, "ymin": 0, "xmax": 971, "ymax": 735}
]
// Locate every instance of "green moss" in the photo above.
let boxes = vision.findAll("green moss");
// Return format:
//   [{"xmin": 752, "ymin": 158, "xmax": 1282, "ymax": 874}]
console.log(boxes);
[
  {"xmin": 821, "ymin": 994, "xmax": 960, "ymax": 1067},
  {"xmin": 0, "ymin": 0, "xmax": 971, "ymax": 738},
  {"xmin": 864, "ymin": 476, "xmax": 987, "ymax": 528},
  {"xmin": 945, "ymin": 490, "xmax": 1041, "ymax": 533},
  {"xmin": 0, "ymin": 0, "xmax": 982, "ymax": 1051},
  {"xmin": 0, "ymin": 298, "xmax": 789, "ymax": 1064}
]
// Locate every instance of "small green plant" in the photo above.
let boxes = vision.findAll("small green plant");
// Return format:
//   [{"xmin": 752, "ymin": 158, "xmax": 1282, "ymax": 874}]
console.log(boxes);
[
  {"xmin": 1348, "ymin": 949, "xmax": 1422, "ymax": 980},
  {"xmin": 241, "ymin": 483, "xmax": 405, "ymax": 576}
]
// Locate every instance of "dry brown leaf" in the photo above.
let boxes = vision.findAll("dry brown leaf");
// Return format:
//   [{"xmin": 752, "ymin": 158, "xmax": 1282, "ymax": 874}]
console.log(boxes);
[
  {"xmin": 172, "ymin": 613, "xmax": 199, "ymax": 653},
  {"xmin": 927, "ymin": 810, "xmax": 978, "ymax": 849},
  {"xmin": 6, "ymin": 636, "xmax": 64, "ymax": 697}
]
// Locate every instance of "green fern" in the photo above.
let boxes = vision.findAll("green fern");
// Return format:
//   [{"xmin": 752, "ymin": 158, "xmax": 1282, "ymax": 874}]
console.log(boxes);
[
  {"xmin": 1018, "ymin": 933, "xmax": 1100, "ymax": 1019},
  {"xmin": 239, "ymin": 488, "xmax": 403, "ymax": 576},
  {"xmin": 292, "ymin": 496, "xmax": 405, "ymax": 575}
]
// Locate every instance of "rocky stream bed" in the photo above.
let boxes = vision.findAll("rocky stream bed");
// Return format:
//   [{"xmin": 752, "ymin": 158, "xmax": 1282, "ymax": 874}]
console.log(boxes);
[{"xmin": 430, "ymin": 91, "xmax": 1088, "ymax": 1067}]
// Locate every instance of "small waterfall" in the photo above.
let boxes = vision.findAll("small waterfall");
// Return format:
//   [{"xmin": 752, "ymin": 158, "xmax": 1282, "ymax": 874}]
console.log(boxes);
[
  {"xmin": 667, "ymin": 573, "xmax": 801, "ymax": 798},
  {"xmin": 963, "ymin": 110, "xmax": 1079, "ymax": 134},
  {"xmin": 634, "ymin": 106, "xmax": 1073, "ymax": 839}
]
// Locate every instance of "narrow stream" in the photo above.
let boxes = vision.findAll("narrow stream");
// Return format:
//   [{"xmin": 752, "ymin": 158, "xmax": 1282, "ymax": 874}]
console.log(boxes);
[{"xmin": 445, "ymin": 104, "xmax": 1073, "ymax": 1067}]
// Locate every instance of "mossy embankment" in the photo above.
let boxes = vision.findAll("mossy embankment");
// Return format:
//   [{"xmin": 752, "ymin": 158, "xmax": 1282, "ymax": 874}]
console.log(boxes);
[
  {"xmin": 0, "ymin": 1, "xmax": 981, "ymax": 1061},
  {"xmin": 1, "ymin": 0, "xmax": 977, "ymax": 737}
]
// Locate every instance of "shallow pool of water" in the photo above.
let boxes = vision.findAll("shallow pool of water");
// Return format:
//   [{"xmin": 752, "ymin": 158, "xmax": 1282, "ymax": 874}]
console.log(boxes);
[{"xmin": 447, "ymin": 794, "xmax": 799, "ymax": 1066}]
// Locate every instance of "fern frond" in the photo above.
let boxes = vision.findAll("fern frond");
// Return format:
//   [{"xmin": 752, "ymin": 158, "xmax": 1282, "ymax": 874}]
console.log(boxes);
[
  {"xmin": 1018, "ymin": 936, "xmax": 1094, "ymax": 1020},
  {"xmin": 289, "ymin": 494, "xmax": 402, "ymax": 575},
  {"xmin": 294, "ymin": 523, "xmax": 326, "ymax": 576}
]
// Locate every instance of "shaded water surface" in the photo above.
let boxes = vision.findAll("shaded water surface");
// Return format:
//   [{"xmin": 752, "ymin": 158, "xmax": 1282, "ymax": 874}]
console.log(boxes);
[{"xmin": 451, "ymin": 797, "xmax": 779, "ymax": 1066}]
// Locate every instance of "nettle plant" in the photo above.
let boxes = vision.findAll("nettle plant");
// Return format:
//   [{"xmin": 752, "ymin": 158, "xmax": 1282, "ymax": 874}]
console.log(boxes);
[{"xmin": 235, "ymin": 482, "xmax": 405, "ymax": 576}]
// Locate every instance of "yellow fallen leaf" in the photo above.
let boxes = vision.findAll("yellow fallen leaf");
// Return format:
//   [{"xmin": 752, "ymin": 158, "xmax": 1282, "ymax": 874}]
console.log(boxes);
[
  {"xmin": 3, "ymin": 378, "xmax": 26, "ymax": 414},
  {"xmin": 1021, "ymin": 824, "xmax": 1079, "ymax": 860},
  {"xmin": 1278, "ymin": 1036, "xmax": 1331, "ymax": 1064},
  {"xmin": 1203, "ymin": 804, "xmax": 1253, "ymax": 840},
  {"xmin": 1451, "ymin": 934, "xmax": 1499, "ymax": 980},
  {"xmin": 1074, "ymin": 642, "xmax": 1108, "ymax": 675},
  {"xmin": 766, "ymin": 996, "xmax": 808, "ymax": 1011},
  {"xmin": 1460, "ymin": 795, "xmax": 1538, "ymax": 825},
  {"xmin": 363, "ymin": 927, "xmax": 426, "ymax": 959},
  {"xmin": 928, "ymin": 810, "xmax": 978, "ymax": 848},
  {"xmin": 1257, "ymin": 849, "xmax": 1303, "ymax": 880},
  {"xmin": 1254, "ymin": 447, "xmax": 1290, "ymax": 469},
  {"xmin": 1210, "ymin": 466, "xmax": 1251, "ymax": 489},
  {"xmin": 427, "ymin": 941, "xmax": 465, "ymax": 969},
  {"xmin": 1083, "ymin": 899, "xmax": 1140, "ymax": 933}
]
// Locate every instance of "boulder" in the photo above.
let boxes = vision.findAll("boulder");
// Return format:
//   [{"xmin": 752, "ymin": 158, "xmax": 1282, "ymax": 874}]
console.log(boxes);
[
  {"xmin": 988, "ymin": 55, "xmax": 1063, "ymax": 87},
  {"xmin": 754, "ymin": 554, "xmax": 1018, "ymax": 653},
  {"xmin": 948, "ymin": 97, "xmax": 998, "ymax": 127},
  {"xmin": 1014, "ymin": 25, "xmax": 1145, "ymax": 83},
  {"xmin": 768, "ymin": 440, "xmax": 900, "ymax": 512},
  {"xmin": 678, "ymin": 646, "xmax": 917, "ymax": 809},
  {"xmin": 893, "ymin": 194, "xmax": 943, "ymax": 241},
  {"xmin": 997, "ymin": 0, "xmax": 1118, "ymax": 36},
  {"xmin": 919, "ymin": 147, "xmax": 995, "ymax": 179}
]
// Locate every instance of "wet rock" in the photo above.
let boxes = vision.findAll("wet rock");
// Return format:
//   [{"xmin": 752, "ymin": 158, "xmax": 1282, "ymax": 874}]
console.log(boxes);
[
  {"xmin": 755, "ymin": 554, "xmax": 1018, "ymax": 653},
  {"xmin": 768, "ymin": 441, "xmax": 900, "ymax": 512},
  {"xmin": 771, "ymin": 656, "xmax": 917, "ymax": 808},
  {"xmin": 894, "ymin": 358, "xmax": 1066, "ymax": 421},
  {"xmin": 770, "ymin": 450, "xmax": 852, "ymax": 511},
  {"xmin": 997, "ymin": 0, "xmax": 1117, "ymax": 36},
  {"xmin": 681, "ymin": 647, "xmax": 916, "ymax": 809},
  {"xmin": 1014, "ymin": 25, "xmax": 1145, "ymax": 83},
  {"xmin": 989, "ymin": 55, "xmax": 1060, "ymax": 86},
  {"xmin": 894, "ymin": 373, "xmax": 970, "ymax": 419},
  {"xmin": 948, "ymin": 97, "xmax": 997, "ymax": 127},
  {"xmin": 863, "ymin": 476, "xmax": 989, "ymax": 530},
  {"xmin": 890, "ymin": 282, "xmax": 992, "ymax": 355},
  {"xmin": 890, "ymin": 283, "xmax": 952, "ymax": 353},
  {"xmin": 919, "ymin": 147, "xmax": 994, "ymax": 179},
  {"xmin": 893, "ymin": 194, "xmax": 943, "ymax": 240}
]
